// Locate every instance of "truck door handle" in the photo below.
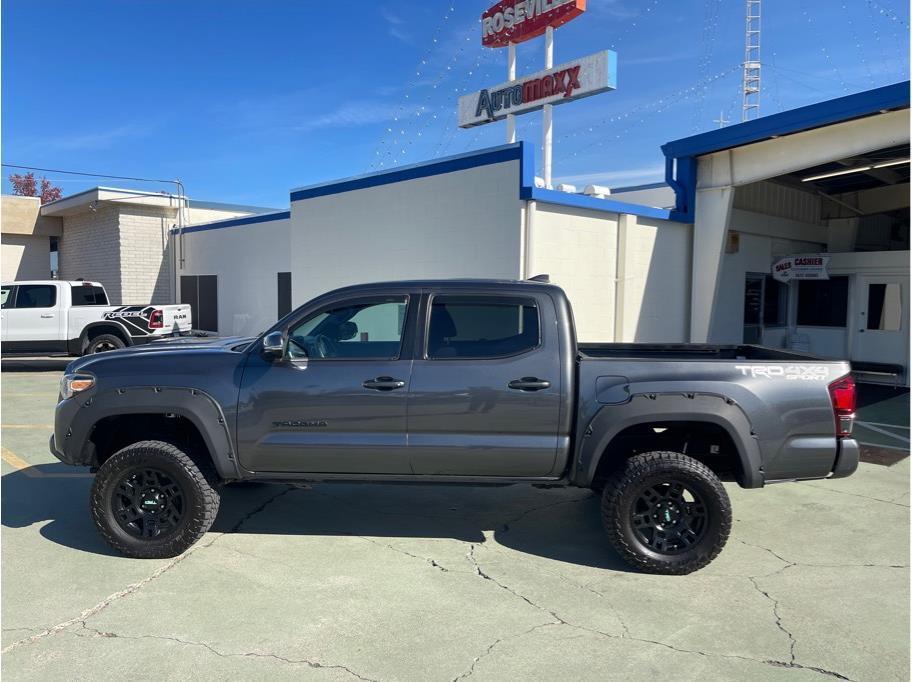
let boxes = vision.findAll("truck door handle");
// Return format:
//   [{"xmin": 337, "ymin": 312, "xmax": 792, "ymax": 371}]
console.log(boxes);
[
  {"xmin": 508, "ymin": 377, "xmax": 551, "ymax": 391},
  {"xmin": 40, "ymin": 313, "xmax": 54, "ymax": 318},
  {"xmin": 363, "ymin": 376, "xmax": 406, "ymax": 391}
]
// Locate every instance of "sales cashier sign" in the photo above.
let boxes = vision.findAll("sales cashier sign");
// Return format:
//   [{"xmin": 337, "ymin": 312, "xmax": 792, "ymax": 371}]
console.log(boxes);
[{"xmin": 458, "ymin": 49, "xmax": 617, "ymax": 128}]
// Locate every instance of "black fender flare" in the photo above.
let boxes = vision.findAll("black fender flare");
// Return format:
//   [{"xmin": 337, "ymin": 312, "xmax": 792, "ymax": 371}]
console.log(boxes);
[
  {"xmin": 64, "ymin": 386, "xmax": 240, "ymax": 480},
  {"xmin": 575, "ymin": 392, "xmax": 764, "ymax": 488},
  {"xmin": 77, "ymin": 321, "xmax": 134, "ymax": 353}
]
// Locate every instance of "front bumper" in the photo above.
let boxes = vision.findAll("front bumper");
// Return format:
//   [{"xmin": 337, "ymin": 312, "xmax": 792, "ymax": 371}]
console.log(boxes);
[
  {"xmin": 830, "ymin": 438, "xmax": 860, "ymax": 478},
  {"xmin": 49, "ymin": 434, "xmax": 72, "ymax": 465}
]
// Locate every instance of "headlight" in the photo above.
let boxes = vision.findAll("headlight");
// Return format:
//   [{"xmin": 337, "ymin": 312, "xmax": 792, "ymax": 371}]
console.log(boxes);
[{"xmin": 59, "ymin": 373, "xmax": 96, "ymax": 399}]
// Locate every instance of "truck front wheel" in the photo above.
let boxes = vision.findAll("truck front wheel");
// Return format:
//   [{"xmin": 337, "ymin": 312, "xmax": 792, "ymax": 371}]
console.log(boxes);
[
  {"xmin": 90, "ymin": 440, "xmax": 220, "ymax": 559},
  {"xmin": 601, "ymin": 451, "xmax": 731, "ymax": 575}
]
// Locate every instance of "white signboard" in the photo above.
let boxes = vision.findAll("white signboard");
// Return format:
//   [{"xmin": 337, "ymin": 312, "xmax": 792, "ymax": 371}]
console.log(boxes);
[
  {"xmin": 772, "ymin": 254, "xmax": 831, "ymax": 282},
  {"xmin": 458, "ymin": 49, "xmax": 617, "ymax": 128}
]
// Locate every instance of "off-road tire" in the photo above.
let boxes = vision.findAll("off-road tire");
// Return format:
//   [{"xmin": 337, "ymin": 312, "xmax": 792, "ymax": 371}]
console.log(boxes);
[
  {"xmin": 601, "ymin": 451, "xmax": 731, "ymax": 575},
  {"xmin": 86, "ymin": 333, "xmax": 125, "ymax": 354},
  {"xmin": 90, "ymin": 440, "xmax": 220, "ymax": 559}
]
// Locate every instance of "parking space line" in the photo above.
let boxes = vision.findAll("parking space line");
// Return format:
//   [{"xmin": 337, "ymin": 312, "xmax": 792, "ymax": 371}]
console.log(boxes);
[
  {"xmin": 1, "ymin": 446, "xmax": 93, "ymax": 479},
  {"xmin": 1, "ymin": 424, "xmax": 54, "ymax": 429},
  {"xmin": 855, "ymin": 422, "xmax": 910, "ymax": 444},
  {"xmin": 856, "ymin": 421, "xmax": 910, "ymax": 430}
]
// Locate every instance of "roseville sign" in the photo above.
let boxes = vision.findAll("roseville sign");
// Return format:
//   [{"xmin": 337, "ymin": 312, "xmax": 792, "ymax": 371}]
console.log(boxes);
[
  {"xmin": 482, "ymin": 0, "xmax": 586, "ymax": 48},
  {"xmin": 772, "ymin": 255, "xmax": 831, "ymax": 282},
  {"xmin": 458, "ymin": 50, "xmax": 616, "ymax": 128}
]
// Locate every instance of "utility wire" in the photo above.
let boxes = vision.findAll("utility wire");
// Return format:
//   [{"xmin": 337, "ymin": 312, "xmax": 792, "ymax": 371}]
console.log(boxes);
[{"xmin": 2, "ymin": 163, "xmax": 177, "ymax": 185}]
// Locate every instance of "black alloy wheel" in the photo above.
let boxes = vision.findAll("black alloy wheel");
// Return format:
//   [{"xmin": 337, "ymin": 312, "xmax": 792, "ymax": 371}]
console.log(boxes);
[
  {"xmin": 601, "ymin": 451, "xmax": 732, "ymax": 574},
  {"xmin": 630, "ymin": 480, "xmax": 708, "ymax": 555},
  {"xmin": 112, "ymin": 467, "xmax": 186, "ymax": 539},
  {"xmin": 91, "ymin": 440, "xmax": 220, "ymax": 558}
]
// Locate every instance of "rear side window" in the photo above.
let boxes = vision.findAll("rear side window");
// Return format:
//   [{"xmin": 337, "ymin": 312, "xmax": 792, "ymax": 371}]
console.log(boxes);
[
  {"xmin": 427, "ymin": 296, "xmax": 539, "ymax": 359},
  {"xmin": 0, "ymin": 286, "xmax": 12, "ymax": 309},
  {"xmin": 71, "ymin": 285, "xmax": 108, "ymax": 306},
  {"xmin": 15, "ymin": 284, "xmax": 56, "ymax": 309}
]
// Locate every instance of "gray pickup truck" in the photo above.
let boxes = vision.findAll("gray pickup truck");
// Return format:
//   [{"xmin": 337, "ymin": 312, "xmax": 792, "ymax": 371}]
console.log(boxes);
[{"xmin": 51, "ymin": 278, "xmax": 859, "ymax": 574}]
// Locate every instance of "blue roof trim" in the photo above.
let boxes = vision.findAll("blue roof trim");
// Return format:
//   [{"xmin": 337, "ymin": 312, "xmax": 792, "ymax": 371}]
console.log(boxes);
[
  {"xmin": 290, "ymin": 143, "xmax": 525, "ymax": 202},
  {"xmin": 528, "ymin": 187, "xmax": 679, "ymax": 221},
  {"xmin": 177, "ymin": 210, "xmax": 290, "ymax": 234},
  {"xmin": 662, "ymin": 81, "xmax": 909, "ymax": 158},
  {"xmin": 288, "ymin": 140, "xmax": 680, "ymax": 222}
]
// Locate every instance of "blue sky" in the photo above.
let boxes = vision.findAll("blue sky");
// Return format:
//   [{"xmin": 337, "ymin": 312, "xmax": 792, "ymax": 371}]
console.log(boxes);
[{"xmin": 2, "ymin": 0, "xmax": 909, "ymax": 208}]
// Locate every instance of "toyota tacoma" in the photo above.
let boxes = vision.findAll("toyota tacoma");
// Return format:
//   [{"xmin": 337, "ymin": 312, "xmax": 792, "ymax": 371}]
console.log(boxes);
[{"xmin": 50, "ymin": 278, "xmax": 859, "ymax": 574}]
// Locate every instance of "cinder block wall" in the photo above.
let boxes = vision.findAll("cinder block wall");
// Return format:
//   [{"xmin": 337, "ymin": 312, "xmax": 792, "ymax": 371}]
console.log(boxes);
[
  {"xmin": 117, "ymin": 206, "xmax": 174, "ymax": 304},
  {"xmin": 58, "ymin": 205, "xmax": 123, "ymax": 301}
]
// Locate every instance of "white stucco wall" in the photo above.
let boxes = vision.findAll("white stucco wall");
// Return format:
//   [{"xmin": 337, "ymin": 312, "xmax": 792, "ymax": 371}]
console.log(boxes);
[
  {"xmin": 620, "ymin": 216, "xmax": 692, "ymax": 342},
  {"xmin": 1, "ymin": 234, "xmax": 50, "ymax": 281},
  {"xmin": 180, "ymin": 217, "xmax": 292, "ymax": 336},
  {"xmin": 288, "ymin": 161, "xmax": 524, "ymax": 304},
  {"xmin": 530, "ymin": 204, "xmax": 618, "ymax": 342}
]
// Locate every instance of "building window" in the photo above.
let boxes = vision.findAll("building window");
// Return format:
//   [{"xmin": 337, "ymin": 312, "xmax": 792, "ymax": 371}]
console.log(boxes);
[
  {"xmin": 796, "ymin": 277, "xmax": 849, "ymax": 327},
  {"xmin": 762, "ymin": 277, "xmax": 788, "ymax": 327},
  {"xmin": 867, "ymin": 283, "xmax": 902, "ymax": 331},
  {"xmin": 277, "ymin": 272, "xmax": 292, "ymax": 319},
  {"xmin": 50, "ymin": 236, "xmax": 59, "ymax": 279},
  {"xmin": 426, "ymin": 296, "xmax": 540, "ymax": 359}
]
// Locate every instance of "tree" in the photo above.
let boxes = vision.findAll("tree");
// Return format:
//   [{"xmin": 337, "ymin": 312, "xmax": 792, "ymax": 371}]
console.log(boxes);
[{"xmin": 9, "ymin": 172, "xmax": 62, "ymax": 204}]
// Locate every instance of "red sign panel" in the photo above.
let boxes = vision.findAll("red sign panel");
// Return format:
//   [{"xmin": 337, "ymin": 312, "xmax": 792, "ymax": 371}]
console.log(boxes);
[{"xmin": 482, "ymin": 0, "xmax": 586, "ymax": 48}]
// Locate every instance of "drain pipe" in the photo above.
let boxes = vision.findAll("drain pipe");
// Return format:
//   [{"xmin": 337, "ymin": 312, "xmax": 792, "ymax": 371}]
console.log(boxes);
[{"xmin": 523, "ymin": 200, "xmax": 536, "ymax": 278}]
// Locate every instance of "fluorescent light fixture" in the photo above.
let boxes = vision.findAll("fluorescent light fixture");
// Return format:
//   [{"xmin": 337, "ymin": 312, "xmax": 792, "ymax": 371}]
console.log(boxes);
[
  {"xmin": 873, "ymin": 158, "xmax": 910, "ymax": 169},
  {"xmin": 802, "ymin": 166, "xmax": 871, "ymax": 182}
]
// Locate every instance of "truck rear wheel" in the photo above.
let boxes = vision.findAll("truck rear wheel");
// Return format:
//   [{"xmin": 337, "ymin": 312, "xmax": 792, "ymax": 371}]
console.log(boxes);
[
  {"xmin": 90, "ymin": 440, "xmax": 220, "ymax": 559},
  {"xmin": 601, "ymin": 451, "xmax": 731, "ymax": 575},
  {"xmin": 86, "ymin": 333, "xmax": 125, "ymax": 354}
]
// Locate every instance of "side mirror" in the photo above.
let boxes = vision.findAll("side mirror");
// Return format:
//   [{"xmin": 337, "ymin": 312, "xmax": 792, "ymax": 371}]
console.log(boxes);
[{"xmin": 262, "ymin": 331, "xmax": 284, "ymax": 357}]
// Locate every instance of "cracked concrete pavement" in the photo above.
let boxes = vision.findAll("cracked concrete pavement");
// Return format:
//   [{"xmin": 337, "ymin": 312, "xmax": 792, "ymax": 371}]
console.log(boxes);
[{"xmin": 2, "ymin": 370, "xmax": 909, "ymax": 681}]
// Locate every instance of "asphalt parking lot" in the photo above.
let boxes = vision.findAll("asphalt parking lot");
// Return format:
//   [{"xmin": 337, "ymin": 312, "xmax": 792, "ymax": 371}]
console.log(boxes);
[{"xmin": 1, "ymin": 365, "xmax": 909, "ymax": 681}]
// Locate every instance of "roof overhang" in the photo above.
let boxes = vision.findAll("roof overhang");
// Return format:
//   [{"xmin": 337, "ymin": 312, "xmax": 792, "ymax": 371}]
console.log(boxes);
[
  {"xmin": 660, "ymin": 81, "xmax": 911, "ymax": 221},
  {"xmin": 40, "ymin": 187, "xmax": 185, "ymax": 217}
]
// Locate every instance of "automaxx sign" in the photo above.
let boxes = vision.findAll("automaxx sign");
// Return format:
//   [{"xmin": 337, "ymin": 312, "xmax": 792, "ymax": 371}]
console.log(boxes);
[{"xmin": 458, "ymin": 50, "xmax": 616, "ymax": 128}]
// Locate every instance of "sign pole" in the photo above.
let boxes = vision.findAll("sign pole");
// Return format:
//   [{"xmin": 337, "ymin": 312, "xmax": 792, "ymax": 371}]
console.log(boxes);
[
  {"xmin": 542, "ymin": 25, "xmax": 553, "ymax": 189},
  {"xmin": 506, "ymin": 42, "xmax": 516, "ymax": 143}
]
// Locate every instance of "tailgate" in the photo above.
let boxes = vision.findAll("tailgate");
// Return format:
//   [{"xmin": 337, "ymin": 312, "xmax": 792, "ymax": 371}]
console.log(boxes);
[{"xmin": 159, "ymin": 304, "xmax": 192, "ymax": 333}]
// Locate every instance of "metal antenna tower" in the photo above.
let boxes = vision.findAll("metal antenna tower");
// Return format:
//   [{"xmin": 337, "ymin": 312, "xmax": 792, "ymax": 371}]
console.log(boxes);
[{"xmin": 741, "ymin": 0, "xmax": 761, "ymax": 121}]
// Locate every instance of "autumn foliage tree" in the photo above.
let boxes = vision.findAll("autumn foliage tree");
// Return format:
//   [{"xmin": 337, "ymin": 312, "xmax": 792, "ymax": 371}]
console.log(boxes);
[{"xmin": 9, "ymin": 172, "xmax": 63, "ymax": 204}]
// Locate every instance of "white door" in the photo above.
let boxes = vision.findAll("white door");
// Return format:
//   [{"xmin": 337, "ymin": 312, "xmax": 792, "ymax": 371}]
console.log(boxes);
[
  {"xmin": 4, "ymin": 283, "xmax": 64, "ymax": 351},
  {"xmin": 852, "ymin": 275, "xmax": 909, "ymax": 368}
]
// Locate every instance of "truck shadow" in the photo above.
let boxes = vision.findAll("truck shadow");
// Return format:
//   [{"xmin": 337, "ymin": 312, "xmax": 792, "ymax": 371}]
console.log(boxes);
[{"xmin": 2, "ymin": 468, "xmax": 633, "ymax": 572}]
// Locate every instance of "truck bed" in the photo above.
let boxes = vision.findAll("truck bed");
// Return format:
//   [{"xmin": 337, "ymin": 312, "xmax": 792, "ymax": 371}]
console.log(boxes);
[{"xmin": 578, "ymin": 343, "xmax": 823, "ymax": 361}]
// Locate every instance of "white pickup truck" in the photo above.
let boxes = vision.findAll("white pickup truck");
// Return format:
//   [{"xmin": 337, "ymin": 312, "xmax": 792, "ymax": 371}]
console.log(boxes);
[{"xmin": 0, "ymin": 280, "xmax": 191, "ymax": 355}]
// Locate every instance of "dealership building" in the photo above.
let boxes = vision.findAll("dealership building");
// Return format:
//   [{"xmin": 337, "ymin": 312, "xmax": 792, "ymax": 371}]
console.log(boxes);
[{"xmin": 2, "ymin": 82, "xmax": 909, "ymax": 383}]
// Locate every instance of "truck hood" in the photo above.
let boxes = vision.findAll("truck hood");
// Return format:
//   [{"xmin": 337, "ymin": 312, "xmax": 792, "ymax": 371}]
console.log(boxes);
[{"xmin": 65, "ymin": 335, "xmax": 256, "ymax": 373}]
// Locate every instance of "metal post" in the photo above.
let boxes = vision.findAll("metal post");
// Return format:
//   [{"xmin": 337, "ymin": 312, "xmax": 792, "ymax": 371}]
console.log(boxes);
[
  {"xmin": 542, "ymin": 26, "xmax": 554, "ymax": 189},
  {"xmin": 506, "ymin": 42, "xmax": 516, "ymax": 143}
]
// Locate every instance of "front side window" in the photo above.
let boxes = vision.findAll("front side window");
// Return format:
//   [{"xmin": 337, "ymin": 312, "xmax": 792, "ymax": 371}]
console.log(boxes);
[
  {"xmin": 15, "ymin": 284, "xmax": 57, "ymax": 309},
  {"xmin": 287, "ymin": 297, "xmax": 407, "ymax": 360},
  {"xmin": 0, "ymin": 286, "xmax": 12, "ymax": 309},
  {"xmin": 426, "ymin": 296, "xmax": 539, "ymax": 359},
  {"xmin": 71, "ymin": 285, "xmax": 108, "ymax": 306}
]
